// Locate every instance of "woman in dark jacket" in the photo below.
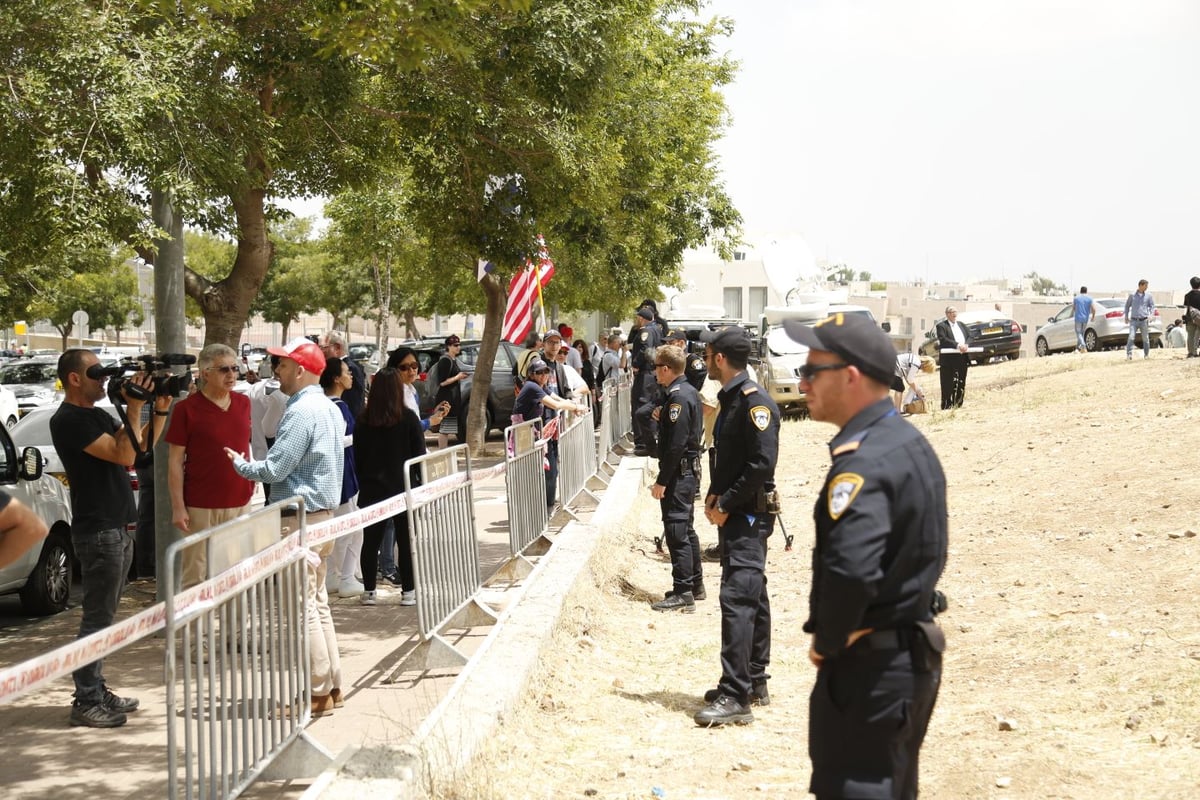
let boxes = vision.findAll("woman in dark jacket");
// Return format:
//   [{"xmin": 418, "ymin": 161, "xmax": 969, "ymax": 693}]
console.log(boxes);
[
  {"xmin": 354, "ymin": 368, "xmax": 426, "ymax": 606},
  {"xmin": 433, "ymin": 334, "xmax": 467, "ymax": 448}
]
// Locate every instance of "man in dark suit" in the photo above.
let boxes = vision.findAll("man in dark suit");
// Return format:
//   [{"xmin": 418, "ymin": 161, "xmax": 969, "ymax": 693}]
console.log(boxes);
[
  {"xmin": 322, "ymin": 331, "xmax": 367, "ymax": 417},
  {"xmin": 935, "ymin": 307, "xmax": 972, "ymax": 409}
]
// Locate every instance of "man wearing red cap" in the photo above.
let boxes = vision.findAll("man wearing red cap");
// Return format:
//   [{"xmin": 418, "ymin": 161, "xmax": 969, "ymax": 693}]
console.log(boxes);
[{"xmin": 226, "ymin": 336, "xmax": 346, "ymax": 717}]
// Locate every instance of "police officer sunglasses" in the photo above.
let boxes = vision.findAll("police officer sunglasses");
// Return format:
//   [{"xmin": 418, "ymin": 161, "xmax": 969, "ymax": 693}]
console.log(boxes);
[{"xmin": 797, "ymin": 362, "xmax": 849, "ymax": 381}]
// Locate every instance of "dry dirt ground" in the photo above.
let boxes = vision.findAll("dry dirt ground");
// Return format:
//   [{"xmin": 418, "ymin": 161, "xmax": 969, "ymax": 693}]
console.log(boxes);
[{"xmin": 435, "ymin": 347, "xmax": 1200, "ymax": 800}]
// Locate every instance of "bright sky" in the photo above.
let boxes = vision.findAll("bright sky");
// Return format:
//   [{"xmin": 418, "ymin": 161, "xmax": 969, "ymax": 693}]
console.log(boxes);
[{"xmin": 705, "ymin": 0, "xmax": 1200, "ymax": 294}]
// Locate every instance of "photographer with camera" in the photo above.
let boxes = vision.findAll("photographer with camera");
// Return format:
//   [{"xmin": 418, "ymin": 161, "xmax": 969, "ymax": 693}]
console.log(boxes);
[{"xmin": 51, "ymin": 349, "xmax": 177, "ymax": 728}]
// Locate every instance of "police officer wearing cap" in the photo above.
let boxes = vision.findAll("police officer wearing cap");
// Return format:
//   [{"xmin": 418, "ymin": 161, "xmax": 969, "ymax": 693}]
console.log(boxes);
[
  {"xmin": 629, "ymin": 306, "xmax": 662, "ymax": 455},
  {"xmin": 695, "ymin": 326, "xmax": 778, "ymax": 727},
  {"xmin": 648, "ymin": 344, "xmax": 705, "ymax": 613},
  {"xmin": 783, "ymin": 313, "xmax": 948, "ymax": 800},
  {"xmin": 638, "ymin": 328, "xmax": 706, "ymax": 472}
]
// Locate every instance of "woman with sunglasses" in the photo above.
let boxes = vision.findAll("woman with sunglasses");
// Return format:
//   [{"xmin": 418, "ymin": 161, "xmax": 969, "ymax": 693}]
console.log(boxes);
[
  {"xmin": 388, "ymin": 346, "xmax": 451, "ymax": 431},
  {"xmin": 353, "ymin": 368, "xmax": 426, "ymax": 606},
  {"xmin": 432, "ymin": 334, "xmax": 467, "ymax": 448}
]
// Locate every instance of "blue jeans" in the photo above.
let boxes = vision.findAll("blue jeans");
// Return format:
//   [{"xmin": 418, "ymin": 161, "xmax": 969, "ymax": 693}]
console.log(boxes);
[
  {"xmin": 1074, "ymin": 320, "xmax": 1088, "ymax": 350},
  {"xmin": 1126, "ymin": 318, "xmax": 1150, "ymax": 357},
  {"xmin": 379, "ymin": 518, "xmax": 397, "ymax": 576},
  {"xmin": 545, "ymin": 439, "xmax": 560, "ymax": 507},
  {"xmin": 72, "ymin": 528, "xmax": 134, "ymax": 704}
]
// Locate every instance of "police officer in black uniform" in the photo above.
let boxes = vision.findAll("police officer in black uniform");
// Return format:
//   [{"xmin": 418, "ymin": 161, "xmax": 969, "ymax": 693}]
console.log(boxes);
[
  {"xmin": 694, "ymin": 326, "xmax": 779, "ymax": 727},
  {"xmin": 647, "ymin": 344, "xmax": 705, "ymax": 612},
  {"xmin": 640, "ymin": 328, "xmax": 707, "ymax": 499},
  {"xmin": 783, "ymin": 312, "xmax": 948, "ymax": 800},
  {"xmin": 628, "ymin": 306, "xmax": 662, "ymax": 456}
]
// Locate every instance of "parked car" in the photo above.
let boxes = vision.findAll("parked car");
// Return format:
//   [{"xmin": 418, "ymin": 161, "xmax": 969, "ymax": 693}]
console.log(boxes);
[
  {"xmin": 0, "ymin": 422, "xmax": 75, "ymax": 615},
  {"xmin": 920, "ymin": 311, "xmax": 1023, "ymax": 365},
  {"xmin": 1034, "ymin": 298, "xmax": 1163, "ymax": 356},
  {"xmin": 0, "ymin": 385, "xmax": 18, "ymax": 430},
  {"xmin": 240, "ymin": 344, "xmax": 270, "ymax": 378},
  {"xmin": 0, "ymin": 357, "xmax": 62, "ymax": 417},
  {"xmin": 415, "ymin": 339, "xmax": 523, "ymax": 436},
  {"xmin": 348, "ymin": 341, "xmax": 384, "ymax": 377}
]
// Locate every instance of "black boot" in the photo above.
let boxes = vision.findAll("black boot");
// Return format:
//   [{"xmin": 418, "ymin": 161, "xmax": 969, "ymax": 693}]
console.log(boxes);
[
  {"xmin": 704, "ymin": 680, "xmax": 768, "ymax": 706},
  {"xmin": 651, "ymin": 591, "xmax": 695, "ymax": 613},
  {"xmin": 694, "ymin": 694, "xmax": 753, "ymax": 726},
  {"xmin": 692, "ymin": 582, "xmax": 707, "ymax": 601}
]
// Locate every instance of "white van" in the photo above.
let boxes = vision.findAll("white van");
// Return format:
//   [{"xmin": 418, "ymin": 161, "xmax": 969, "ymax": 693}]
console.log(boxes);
[{"xmin": 757, "ymin": 303, "xmax": 878, "ymax": 413}]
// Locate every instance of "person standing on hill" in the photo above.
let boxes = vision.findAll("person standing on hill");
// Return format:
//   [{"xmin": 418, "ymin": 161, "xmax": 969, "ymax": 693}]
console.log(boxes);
[
  {"xmin": 1072, "ymin": 286, "xmax": 1096, "ymax": 352},
  {"xmin": 1183, "ymin": 276, "xmax": 1200, "ymax": 357},
  {"xmin": 935, "ymin": 307, "xmax": 972, "ymax": 410},
  {"xmin": 784, "ymin": 312, "xmax": 948, "ymax": 800},
  {"xmin": 1124, "ymin": 279, "xmax": 1156, "ymax": 360}
]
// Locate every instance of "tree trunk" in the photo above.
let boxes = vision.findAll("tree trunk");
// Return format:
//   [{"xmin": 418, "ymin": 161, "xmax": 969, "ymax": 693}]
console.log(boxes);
[
  {"xmin": 58, "ymin": 323, "xmax": 71, "ymax": 352},
  {"xmin": 404, "ymin": 309, "xmax": 419, "ymax": 339},
  {"xmin": 372, "ymin": 254, "xmax": 392, "ymax": 354},
  {"xmin": 466, "ymin": 271, "xmax": 507, "ymax": 454},
  {"xmin": 281, "ymin": 319, "xmax": 291, "ymax": 342},
  {"xmin": 183, "ymin": 184, "xmax": 273, "ymax": 350}
]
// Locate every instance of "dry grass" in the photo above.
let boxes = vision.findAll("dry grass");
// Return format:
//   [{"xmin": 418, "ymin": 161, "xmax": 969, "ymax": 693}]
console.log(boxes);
[{"xmin": 434, "ymin": 349, "xmax": 1200, "ymax": 799}]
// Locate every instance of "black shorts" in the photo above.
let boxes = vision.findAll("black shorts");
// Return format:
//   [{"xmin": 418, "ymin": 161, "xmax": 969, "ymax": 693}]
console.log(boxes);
[{"xmin": 890, "ymin": 375, "xmax": 904, "ymax": 393}]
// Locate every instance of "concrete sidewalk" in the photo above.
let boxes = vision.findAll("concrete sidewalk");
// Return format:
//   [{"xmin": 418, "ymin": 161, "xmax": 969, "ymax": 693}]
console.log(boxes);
[{"xmin": 0, "ymin": 448, "xmax": 643, "ymax": 800}]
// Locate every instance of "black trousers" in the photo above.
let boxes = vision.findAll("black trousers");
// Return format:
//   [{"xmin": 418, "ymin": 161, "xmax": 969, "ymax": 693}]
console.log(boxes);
[
  {"xmin": 938, "ymin": 352, "xmax": 968, "ymax": 409},
  {"xmin": 716, "ymin": 512, "xmax": 773, "ymax": 703},
  {"xmin": 659, "ymin": 471, "xmax": 701, "ymax": 593},
  {"xmin": 809, "ymin": 637, "xmax": 942, "ymax": 800},
  {"xmin": 360, "ymin": 511, "xmax": 413, "ymax": 592}
]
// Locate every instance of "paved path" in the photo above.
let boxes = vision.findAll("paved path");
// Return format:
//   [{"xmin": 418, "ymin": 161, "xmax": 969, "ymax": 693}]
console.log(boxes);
[{"xmin": 0, "ymin": 447, "xmax": 603, "ymax": 800}]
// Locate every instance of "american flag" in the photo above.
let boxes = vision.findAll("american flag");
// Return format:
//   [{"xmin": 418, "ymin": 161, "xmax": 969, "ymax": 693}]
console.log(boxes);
[{"xmin": 500, "ymin": 235, "xmax": 556, "ymax": 343}]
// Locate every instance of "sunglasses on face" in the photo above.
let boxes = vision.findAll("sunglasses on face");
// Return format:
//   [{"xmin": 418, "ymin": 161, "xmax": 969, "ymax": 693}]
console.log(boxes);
[
  {"xmin": 206, "ymin": 365, "xmax": 238, "ymax": 374},
  {"xmin": 397, "ymin": 363, "xmax": 419, "ymax": 371},
  {"xmin": 797, "ymin": 362, "xmax": 849, "ymax": 381}
]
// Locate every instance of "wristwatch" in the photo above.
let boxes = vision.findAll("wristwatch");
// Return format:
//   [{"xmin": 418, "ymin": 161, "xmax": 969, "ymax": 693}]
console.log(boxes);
[{"xmin": 716, "ymin": 504, "xmax": 726, "ymax": 515}]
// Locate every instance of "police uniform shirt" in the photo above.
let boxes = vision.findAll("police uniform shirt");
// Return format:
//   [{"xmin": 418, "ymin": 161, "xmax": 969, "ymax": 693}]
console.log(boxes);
[
  {"xmin": 805, "ymin": 398, "xmax": 949, "ymax": 659},
  {"xmin": 684, "ymin": 352, "xmax": 708, "ymax": 391},
  {"xmin": 708, "ymin": 372, "xmax": 779, "ymax": 512},
  {"xmin": 630, "ymin": 323, "xmax": 662, "ymax": 371},
  {"xmin": 654, "ymin": 376, "xmax": 701, "ymax": 486}
]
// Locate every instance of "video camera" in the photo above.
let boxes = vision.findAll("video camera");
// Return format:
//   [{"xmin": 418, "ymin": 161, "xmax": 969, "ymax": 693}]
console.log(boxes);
[{"xmin": 86, "ymin": 353, "xmax": 196, "ymax": 405}]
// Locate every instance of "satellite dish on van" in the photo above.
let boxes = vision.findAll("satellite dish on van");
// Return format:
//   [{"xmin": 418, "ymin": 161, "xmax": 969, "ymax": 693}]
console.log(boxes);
[{"xmin": 760, "ymin": 236, "xmax": 819, "ymax": 298}]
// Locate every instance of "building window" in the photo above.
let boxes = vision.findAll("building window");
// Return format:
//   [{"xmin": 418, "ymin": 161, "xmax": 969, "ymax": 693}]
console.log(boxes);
[
  {"xmin": 903, "ymin": 318, "xmax": 913, "ymax": 335},
  {"xmin": 723, "ymin": 287, "xmax": 743, "ymax": 320},
  {"xmin": 748, "ymin": 286, "xmax": 768, "ymax": 321},
  {"xmin": 901, "ymin": 296, "xmax": 908, "ymax": 307},
  {"xmin": 733, "ymin": 251, "xmax": 747, "ymax": 261}
]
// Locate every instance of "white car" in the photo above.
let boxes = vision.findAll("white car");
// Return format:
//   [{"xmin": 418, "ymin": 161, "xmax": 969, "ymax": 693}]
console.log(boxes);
[
  {"xmin": 0, "ymin": 385, "xmax": 17, "ymax": 430},
  {"xmin": 0, "ymin": 423, "xmax": 74, "ymax": 615}
]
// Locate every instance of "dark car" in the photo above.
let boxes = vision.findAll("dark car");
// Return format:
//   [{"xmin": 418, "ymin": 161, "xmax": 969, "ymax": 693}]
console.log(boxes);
[
  {"xmin": 919, "ymin": 311, "xmax": 1023, "ymax": 365},
  {"xmin": 414, "ymin": 339, "xmax": 522, "ymax": 436}
]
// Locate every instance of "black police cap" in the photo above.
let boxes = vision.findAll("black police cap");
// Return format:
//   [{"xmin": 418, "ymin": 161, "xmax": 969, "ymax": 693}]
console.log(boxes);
[
  {"xmin": 783, "ymin": 313, "xmax": 896, "ymax": 386},
  {"xmin": 700, "ymin": 326, "xmax": 752, "ymax": 361}
]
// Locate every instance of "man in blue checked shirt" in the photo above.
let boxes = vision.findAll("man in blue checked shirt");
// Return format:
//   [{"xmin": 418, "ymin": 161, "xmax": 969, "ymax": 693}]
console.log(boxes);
[
  {"xmin": 226, "ymin": 336, "xmax": 345, "ymax": 717},
  {"xmin": 1124, "ymin": 279, "xmax": 1157, "ymax": 360}
]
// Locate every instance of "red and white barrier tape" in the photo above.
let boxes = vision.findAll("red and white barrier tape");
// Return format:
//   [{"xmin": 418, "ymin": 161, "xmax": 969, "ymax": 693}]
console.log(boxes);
[{"xmin": 0, "ymin": 458, "xmax": 510, "ymax": 706}]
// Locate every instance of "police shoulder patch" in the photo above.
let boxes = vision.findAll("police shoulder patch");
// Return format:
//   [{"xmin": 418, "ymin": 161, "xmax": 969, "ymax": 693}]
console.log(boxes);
[
  {"xmin": 742, "ymin": 385, "xmax": 758, "ymax": 396},
  {"xmin": 691, "ymin": 358, "xmax": 704, "ymax": 370},
  {"xmin": 640, "ymin": 331, "xmax": 648, "ymax": 342},
  {"xmin": 668, "ymin": 403, "xmax": 682, "ymax": 423},
  {"xmin": 827, "ymin": 473, "xmax": 865, "ymax": 520},
  {"xmin": 831, "ymin": 441, "xmax": 861, "ymax": 457},
  {"xmin": 749, "ymin": 405, "xmax": 771, "ymax": 431}
]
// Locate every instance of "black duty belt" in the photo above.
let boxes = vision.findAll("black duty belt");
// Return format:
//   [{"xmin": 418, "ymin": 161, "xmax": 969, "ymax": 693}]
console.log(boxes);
[{"xmin": 857, "ymin": 628, "xmax": 914, "ymax": 650}]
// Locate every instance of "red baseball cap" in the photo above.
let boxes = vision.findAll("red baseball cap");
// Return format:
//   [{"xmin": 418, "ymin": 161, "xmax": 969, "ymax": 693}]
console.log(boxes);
[{"xmin": 268, "ymin": 336, "xmax": 326, "ymax": 375}]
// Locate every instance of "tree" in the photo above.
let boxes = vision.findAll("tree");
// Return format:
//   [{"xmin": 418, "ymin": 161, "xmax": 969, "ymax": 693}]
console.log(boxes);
[
  {"xmin": 1024, "ymin": 272, "xmax": 1068, "ymax": 297},
  {"xmin": 367, "ymin": 0, "xmax": 740, "ymax": 451},
  {"xmin": 251, "ymin": 219, "xmax": 328, "ymax": 342},
  {"xmin": 28, "ymin": 248, "xmax": 145, "ymax": 351}
]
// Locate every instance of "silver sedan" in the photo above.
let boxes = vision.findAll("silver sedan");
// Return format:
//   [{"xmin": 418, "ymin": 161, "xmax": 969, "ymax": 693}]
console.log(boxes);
[{"xmin": 1035, "ymin": 298, "xmax": 1163, "ymax": 355}]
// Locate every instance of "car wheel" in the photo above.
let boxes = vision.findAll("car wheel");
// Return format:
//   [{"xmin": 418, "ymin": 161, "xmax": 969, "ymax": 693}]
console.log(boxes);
[
  {"xmin": 1009, "ymin": 351, "xmax": 1021, "ymax": 361},
  {"xmin": 486, "ymin": 404, "xmax": 496, "ymax": 434},
  {"xmin": 4, "ymin": 415, "xmax": 15, "ymax": 430},
  {"xmin": 19, "ymin": 526, "xmax": 73, "ymax": 616},
  {"xmin": 1036, "ymin": 337, "xmax": 1049, "ymax": 357},
  {"xmin": 1084, "ymin": 329, "xmax": 1099, "ymax": 352}
]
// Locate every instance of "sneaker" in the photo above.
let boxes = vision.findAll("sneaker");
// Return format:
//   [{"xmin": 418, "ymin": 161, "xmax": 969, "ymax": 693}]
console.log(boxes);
[
  {"xmin": 380, "ymin": 572, "xmax": 402, "ymax": 587},
  {"xmin": 700, "ymin": 544, "xmax": 722, "ymax": 563},
  {"xmin": 325, "ymin": 575, "xmax": 339, "ymax": 595},
  {"xmin": 360, "ymin": 591, "xmax": 377, "ymax": 606},
  {"xmin": 101, "ymin": 689, "xmax": 140, "ymax": 714},
  {"xmin": 337, "ymin": 577, "xmax": 364, "ymax": 598},
  {"xmin": 651, "ymin": 591, "xmax": 695, "ymax": 613},
  {"xmin": 694, "ymin": 694, "xmax": 754, "ymax": 727},
  {"xmin": 400, "ymin": 590, "xmax": 416, "ymax": 607},
  {"xmin": 704, "ymin": 681, "xmax": 769, "ymax": 706},
  {"xmin": 70, "ymin": 701, "xmax": 127, "ymax": 728},
  {"xmin": 330, "ymin": 688, "xmax": 344, "ymax": 708}
]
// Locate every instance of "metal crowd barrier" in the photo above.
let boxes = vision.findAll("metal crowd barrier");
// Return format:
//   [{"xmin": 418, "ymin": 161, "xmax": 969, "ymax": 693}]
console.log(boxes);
[
  {"xmin": 164, "ymin": 499, "xmax": 333, "ymax": 800},
  {"xmin": 387, "ymin": 445, "xmax": 498, "ymax": 678},
  {"xmin": 488, "ymin": 418, "xmax": 550, "ymax": 586},
  {"xmin": 557, "ymin": 406, "xmax": 599, "ymax": 515}
]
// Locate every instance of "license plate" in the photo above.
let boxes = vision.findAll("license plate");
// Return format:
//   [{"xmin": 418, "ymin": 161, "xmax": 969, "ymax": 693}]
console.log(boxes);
[{"xmin": 983, "ymin": 326, "xmax": 1003, "ymax": 335}]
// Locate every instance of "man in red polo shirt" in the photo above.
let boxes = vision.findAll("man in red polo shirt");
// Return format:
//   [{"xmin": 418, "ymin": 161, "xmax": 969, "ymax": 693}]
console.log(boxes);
[{"xmin": 167, "ymin": 343, "xmax": 254, "ymax": 587}]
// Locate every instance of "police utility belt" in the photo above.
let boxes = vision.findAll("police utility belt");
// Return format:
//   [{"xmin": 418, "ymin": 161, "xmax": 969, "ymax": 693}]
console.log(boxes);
[{"xmin": 678, "ymin": 455, "xmax": 702, "ymax": 475}]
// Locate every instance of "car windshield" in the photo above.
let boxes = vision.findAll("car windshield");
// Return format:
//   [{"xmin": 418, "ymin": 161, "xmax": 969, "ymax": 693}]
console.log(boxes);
[
  {"xmin": 0, "ymin": 363, "xmax": 57, "ymax": 384},
  {"xmin": 1096, "ymin": 299, "xmax": 1123, "ymax": 309},
  {"xmin": 765, "ymin": 327, "xmax": 808, "ymax": 355}
]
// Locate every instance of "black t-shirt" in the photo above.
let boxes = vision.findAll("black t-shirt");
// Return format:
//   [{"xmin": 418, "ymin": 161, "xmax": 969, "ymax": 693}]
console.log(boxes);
[{"xmin": 50, "ymin": 402, "xmax": 136, "ymax": 536}]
